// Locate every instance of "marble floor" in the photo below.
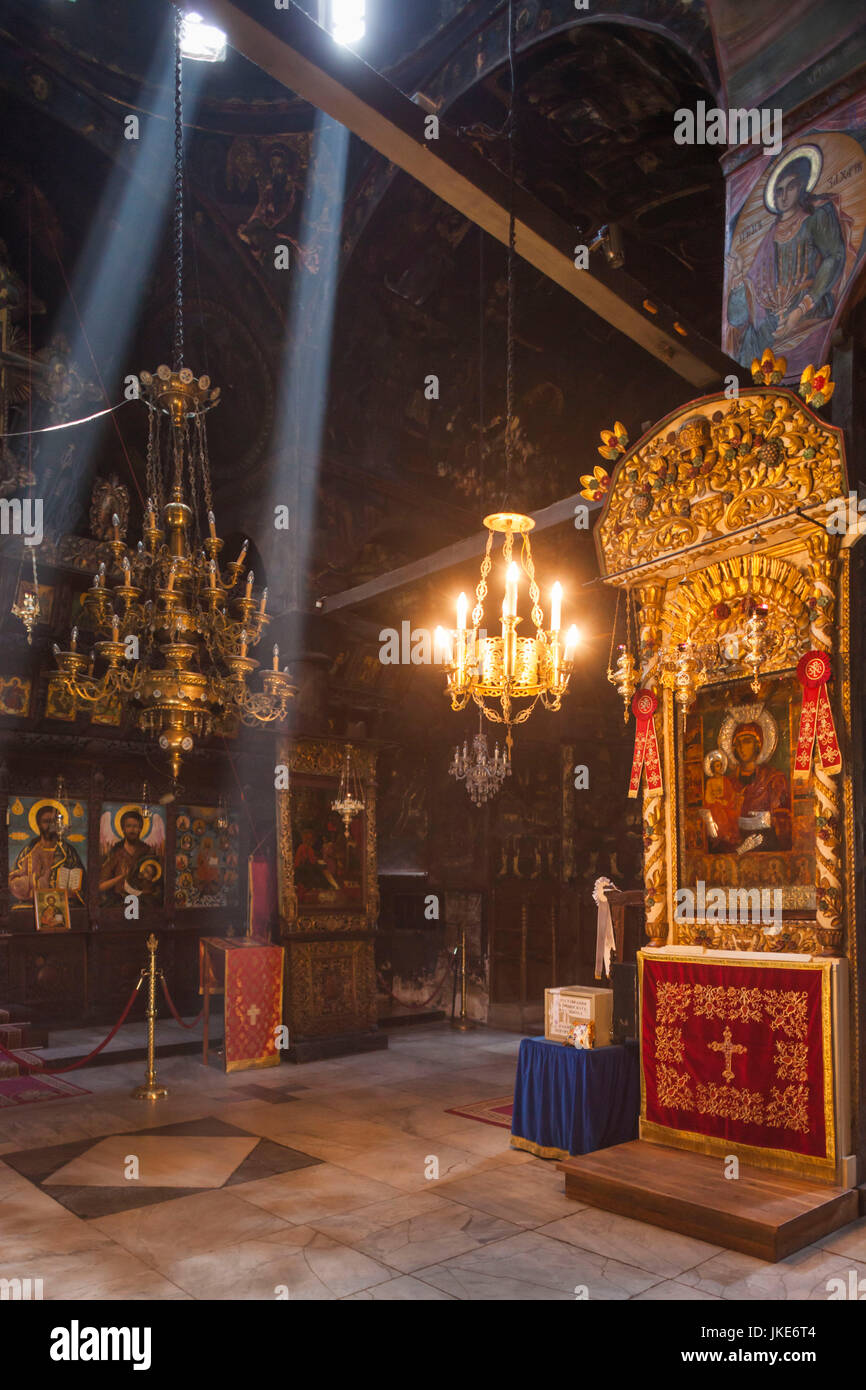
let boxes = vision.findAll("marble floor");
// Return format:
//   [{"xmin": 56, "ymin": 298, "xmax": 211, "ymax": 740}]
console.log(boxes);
[{"xmin": 1, "ymin": 1022, "xmax": 864, "ymax": 1300}]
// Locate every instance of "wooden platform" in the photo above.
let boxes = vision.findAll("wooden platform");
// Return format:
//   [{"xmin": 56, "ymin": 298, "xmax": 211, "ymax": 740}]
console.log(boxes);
[{"xmin": 558, "ymin": 1141, "xmax": 858, "ymax": 1262}]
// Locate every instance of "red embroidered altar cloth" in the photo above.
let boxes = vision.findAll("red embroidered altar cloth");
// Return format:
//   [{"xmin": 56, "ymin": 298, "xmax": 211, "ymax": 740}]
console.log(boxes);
[
  {"xmin": 640, "ymin": 953, "xmax": 834, "ymax": 1175},
  {"xmin": 200, "ymin": 938, "xmax": 284, "ymax": 1073}
]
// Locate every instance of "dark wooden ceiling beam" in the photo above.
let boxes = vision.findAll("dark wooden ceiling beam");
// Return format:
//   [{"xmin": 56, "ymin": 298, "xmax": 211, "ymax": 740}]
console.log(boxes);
[
  {"xmin": 318, "ymin": 493, "xmax": 601, "ymax": 614},
  {"xmin": 183, "ymin": 1, "xmax": 744, "ymax": 389}
]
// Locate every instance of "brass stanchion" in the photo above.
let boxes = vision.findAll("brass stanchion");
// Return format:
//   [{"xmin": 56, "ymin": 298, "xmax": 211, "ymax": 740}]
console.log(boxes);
[
  {"xmin": 132, "ymin": 933, "xmax": 168, "ymax": 1100},
  {"xmin": 451, "ymin": 924, "xmax": 476, "ymax": 1031}
]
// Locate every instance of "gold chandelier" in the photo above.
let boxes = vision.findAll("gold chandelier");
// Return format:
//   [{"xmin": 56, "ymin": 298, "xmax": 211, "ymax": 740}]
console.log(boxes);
[
  {"xmin": 434, "ymin": 11, "xmax": 578, "ymax": 752},
  {"xmin": 436, "ymin": 511, "xmax": 578, "ymax": 752},
  {"xmin": 49, "ymin": 11, "xmax": 294, "ymax": 779}
]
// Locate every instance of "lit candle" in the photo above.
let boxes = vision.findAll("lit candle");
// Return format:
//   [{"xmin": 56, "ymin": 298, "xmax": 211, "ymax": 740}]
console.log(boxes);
[
  {"xmin": 505, "ymin": 562, "xmax": 519, "ymax": 618},
  {"xmin": 502, "ymin": 597, "xmax": 514, "ymax": 677},
  {"xmin": 456, "ymin": 592, "xmax": 468, "ymax": 631},
  {"xmin": 111, "ymin": 613, "xmax": 120, "ymax": 642},
  {"xmin": 237, "ymin": 539, "xmax": 248, "ymax": 568},
  {"xmin": 434, "ymin": 626, "xmax": 453, "ymax": 664},
  {"xmin": 112, "ymin": 513, "xmax": 120, "ymax": 542},
  {"xmin": 208, "ymin": 510, "xmax": 217, "ymax": 541},
  {"xmin": 97, "ymin": 562, "xmax": 106, "ymax": 588},
  {"xmin": 245, "ymin": 570, "xmax": 254, "ymax": 601},
  {"xmin": 122, "ymin": 556, "xmax": 131, "ymax": 580},
  {"xmin": 259, "ymin": 586, "xmax": 268, "ymax": 616},
  {"xmin": 166, "ymin": 563, "xmax": 176, "ymax": 592},
  {"xmin": 240, "ymin": 628, "xmax": 248, "ymax": 658},
  {"xmin": 550, "ymin": 582, "xmax": 562, "ymax": 633},
  {"xmin": 272, "ymin": 644, "xmax": 280, "ymax": 672},
  {"xmin": 565, "ymin": 624, "xmax": 580, "ymax": 657},
  {"xmin": 208, "ymin": 559, "xmax": 216, "ymax": 583},
  {"xmin": 70, "ymin": 626, "xmax": 78, "ymax": 652}
]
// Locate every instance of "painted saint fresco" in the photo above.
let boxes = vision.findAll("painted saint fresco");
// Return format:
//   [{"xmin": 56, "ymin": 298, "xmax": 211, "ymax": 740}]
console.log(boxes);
[
  {"xmin": 174, "ymin": 806, "xmax": 240, "ymax": 909},
  {"xmin": 681, "ymin": 676, "xmax": 815, "ymax": 912},
  {"xmin": 291, "ymin": 784, "xmax": 364, "ymax": 910},
  {"xmin": 725, "ymin": 110, "xmax": 866, "ymax": 378},
  {"xmin": 99, "ymin": 802, "xmax": 166, "ymax": 908},
  {"xmin": 8, "ymin": 795, "xmax": 88, "ymax": 909}
]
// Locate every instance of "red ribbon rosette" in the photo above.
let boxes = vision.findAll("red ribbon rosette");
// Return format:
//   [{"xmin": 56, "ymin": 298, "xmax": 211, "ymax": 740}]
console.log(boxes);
[
  {"xmin": 794, "ymin": 650, "xmax": 841, "ymax": 782},
  {"xmin": 628, "ymin": 688, "xmax": 662, "ymax": 798}
]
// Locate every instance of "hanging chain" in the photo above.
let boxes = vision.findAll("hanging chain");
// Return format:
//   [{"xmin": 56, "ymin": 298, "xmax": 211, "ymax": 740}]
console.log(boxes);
[
  {"xmin": 185, "ymin": 420, "xmax": 201, "ymax": 537},
  {"xmin": 172, "ymin": 4, "xmax": 184, "ymax": 372},
  {"xmin": 472, "ymin": 527, "xmax": 494, "ymax": 628},
  {"xmin": 145, "ymin": 406, "xmax": 157, "ymax": 505},
  {"xmin": 625, "ymin": 586, "xmax": 634, "ymax": 657},
  {"xmin": 502, "ymin": 0, "xmax": 516, "ymax": 504},
  {"xmin": 606, "ymin": 586, "xmax": 623, "ymax": 675},
  {"xmin": 154, "ymin": 409, "xmax": 164, "ymax": 513},
  {"xmin": 520, "ymin": 533, "xmax": 543, "ymax": 632},
  {"xmin": 195, "ymin": 411, "xmax": 213, "ymax": 516}
]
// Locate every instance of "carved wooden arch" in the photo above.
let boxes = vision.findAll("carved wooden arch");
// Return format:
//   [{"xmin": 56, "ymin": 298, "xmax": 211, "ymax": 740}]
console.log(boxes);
[
  {"xmin": 662, "ymin": 552, "xmax": 814, "ymax": 680},
  {"xmin": 594, "ymin": 388, "xmax": 848, "ymax": 584}
]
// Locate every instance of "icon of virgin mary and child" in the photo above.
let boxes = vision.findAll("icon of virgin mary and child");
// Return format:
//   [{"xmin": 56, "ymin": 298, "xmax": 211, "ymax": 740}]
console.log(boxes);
[{"xmin": 700, "ymin": 705, "xmax": 791, "ymax": 857}]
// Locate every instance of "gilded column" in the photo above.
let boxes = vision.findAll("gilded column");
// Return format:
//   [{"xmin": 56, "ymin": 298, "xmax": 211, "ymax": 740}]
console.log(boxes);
[
  {"xmin": 806, "ymin": 531, "xmax": 843, "ymax": 956},
  {"xmin": 637, "ymin": 583, "xmax": 668, "ymax": 947}
]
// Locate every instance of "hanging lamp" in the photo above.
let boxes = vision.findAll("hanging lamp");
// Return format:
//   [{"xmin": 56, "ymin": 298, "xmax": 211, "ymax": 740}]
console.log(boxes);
[{"xmin": 434, "ymin": 0, "xmax": 579, "ymax": 752}]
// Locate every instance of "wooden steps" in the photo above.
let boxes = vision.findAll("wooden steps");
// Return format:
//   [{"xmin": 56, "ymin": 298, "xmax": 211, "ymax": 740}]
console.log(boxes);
[{"xmin": 558, "ymin": 1140, "xmax": 858, "ymax": 1262}]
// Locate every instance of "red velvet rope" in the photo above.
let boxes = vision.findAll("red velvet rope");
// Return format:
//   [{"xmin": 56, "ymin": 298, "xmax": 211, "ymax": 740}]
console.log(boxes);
[
  {"xmin": 160, "ymin": 976, "xmax": 204, "ymax": 1029},
  {"xmin": 0, "ymin": 982, "xmax": 143, "ymax": 1075}
]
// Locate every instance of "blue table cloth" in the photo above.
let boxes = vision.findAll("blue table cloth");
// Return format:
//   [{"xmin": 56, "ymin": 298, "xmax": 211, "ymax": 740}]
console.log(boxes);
[{"xmin": 510, "ymin": 1037, "xmax": 640, "ymax": 1159}]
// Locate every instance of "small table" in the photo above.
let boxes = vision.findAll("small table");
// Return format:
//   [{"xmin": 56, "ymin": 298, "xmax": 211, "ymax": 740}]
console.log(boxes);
[
  {"xmin": 510, "ymin": 1037, "xmax": 640, "ymax": 1160},
  {"xmin": 199, "ymin": 936, "xmax": 284, "ymax": 1073}
]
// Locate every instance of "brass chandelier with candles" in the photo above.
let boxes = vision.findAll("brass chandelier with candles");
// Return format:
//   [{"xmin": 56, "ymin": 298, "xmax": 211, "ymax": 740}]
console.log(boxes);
[
  {"xmin": 436, "ymin": 513, "xmax": 578, "ymax": 752},
  {"xmin": 434, "ymin": 0, "xmax": 578, "ymax": 752},
  {"xmin": 49, "ymin": 10, "xmax": 294, "ymax": 779}
]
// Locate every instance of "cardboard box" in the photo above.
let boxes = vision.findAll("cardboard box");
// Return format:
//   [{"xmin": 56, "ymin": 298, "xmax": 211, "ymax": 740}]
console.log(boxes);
[{"xmin": 545, "ymin": 985, "xmax": 613, "ymax": 1046}]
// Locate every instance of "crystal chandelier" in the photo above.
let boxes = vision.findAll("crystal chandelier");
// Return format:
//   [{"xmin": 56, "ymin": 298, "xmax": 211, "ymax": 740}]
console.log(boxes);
[
  {"xmin": 331, "ymin": 746, "xmax": 365, "ymax": 835},
  {"xmin": 449, "ymin": 711, "xmax": 511, "ymax": 806},
  {"xmin": 49, "ymin": 9, "xmax": 295, "ymax": 779},
  {"xmin": 436, "ymin": 512, "xmax": 578, "ymax": 752}
]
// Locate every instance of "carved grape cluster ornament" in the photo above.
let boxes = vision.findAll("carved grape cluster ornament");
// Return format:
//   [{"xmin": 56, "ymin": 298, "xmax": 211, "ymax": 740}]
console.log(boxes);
[{"xmin": 596, "ymin": 386, "xmax": 843, "ymax": 577}]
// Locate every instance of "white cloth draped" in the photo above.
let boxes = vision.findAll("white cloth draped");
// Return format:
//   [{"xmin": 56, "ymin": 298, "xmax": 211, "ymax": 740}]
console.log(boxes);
[{"xmin": 593, "ymin": 876, "xmax": 616, "ymax": 981}]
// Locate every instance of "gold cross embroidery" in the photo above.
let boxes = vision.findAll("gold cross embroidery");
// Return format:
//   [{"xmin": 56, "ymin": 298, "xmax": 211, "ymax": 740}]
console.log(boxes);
[{"xmin": 708, "ymin": 1026, "xmax": 747, "ymax": 1084}]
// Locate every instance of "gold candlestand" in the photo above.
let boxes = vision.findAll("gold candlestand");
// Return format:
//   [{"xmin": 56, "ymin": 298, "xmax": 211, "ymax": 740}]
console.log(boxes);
[
  {"xmin": 132, "ymin": 933, "xmax": 168, "ymax": 1100},
  {"xmin": 451, "ymin": 924, "xmax": 476, "ymax": 1031}
]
